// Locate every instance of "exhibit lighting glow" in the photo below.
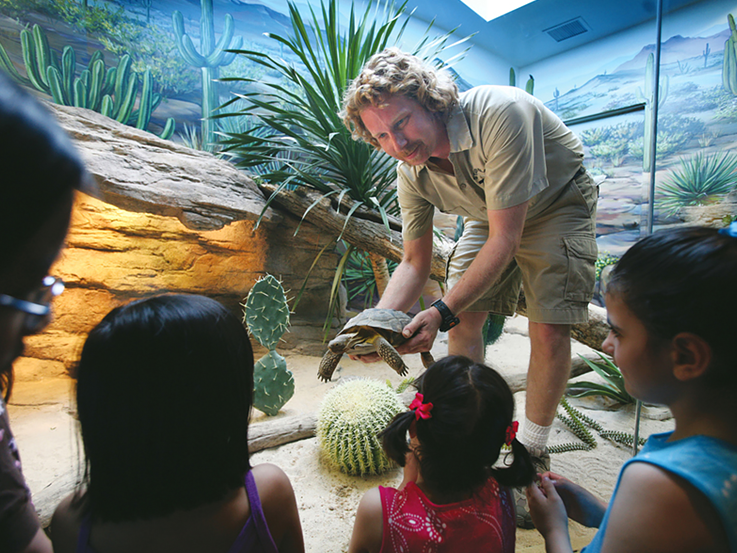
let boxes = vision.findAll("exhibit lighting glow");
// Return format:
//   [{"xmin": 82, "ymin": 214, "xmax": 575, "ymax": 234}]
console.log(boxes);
[{"xmin": 460, "ymin": 0, "xmax": 537, "ymax": 22}]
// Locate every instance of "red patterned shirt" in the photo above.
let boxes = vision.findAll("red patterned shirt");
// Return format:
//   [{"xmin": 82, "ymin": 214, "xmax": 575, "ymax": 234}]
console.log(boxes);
[{"xmin": 379, "ymin": 477, "xmax": 515, "ymax": 553}]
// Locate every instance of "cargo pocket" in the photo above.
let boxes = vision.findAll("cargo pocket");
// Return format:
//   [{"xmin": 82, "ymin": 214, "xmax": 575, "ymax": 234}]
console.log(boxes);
[{"xmin": 563, "ymin": 234, "xmax": 598, "ymax": 302}]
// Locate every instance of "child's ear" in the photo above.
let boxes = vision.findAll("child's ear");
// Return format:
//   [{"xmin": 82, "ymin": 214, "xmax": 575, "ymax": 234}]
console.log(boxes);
[{"xmin": 671, "ymin": 332, "xmax": 712, "ymax": 382}]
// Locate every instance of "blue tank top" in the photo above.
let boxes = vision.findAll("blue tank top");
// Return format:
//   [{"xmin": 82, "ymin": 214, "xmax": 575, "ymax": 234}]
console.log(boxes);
[
  {"xmin": 582, "ymin": 431, "xmax": 737, "ymax": 552},
  {"xmin": 76, "ymin": 469, "xmax": 278, "ymax": 553}
]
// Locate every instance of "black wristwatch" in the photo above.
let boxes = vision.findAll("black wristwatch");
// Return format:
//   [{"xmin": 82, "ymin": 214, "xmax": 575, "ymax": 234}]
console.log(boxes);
[{"xmin": 431, "ymin": 299, "xmax": 460, "ymax": 332}]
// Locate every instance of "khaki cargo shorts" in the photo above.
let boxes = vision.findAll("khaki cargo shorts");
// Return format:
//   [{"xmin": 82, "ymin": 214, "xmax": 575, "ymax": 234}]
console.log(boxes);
[{"xmin": 446, "ymin": 169, "xmax": 598, "ymax": 325}]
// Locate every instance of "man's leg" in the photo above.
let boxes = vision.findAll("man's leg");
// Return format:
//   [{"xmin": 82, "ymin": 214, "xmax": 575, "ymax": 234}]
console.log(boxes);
[
  {"xmin": 513, "ymin": 321, "xmax": 572, "ymax": 529},
  {"xmin": 447, "ymin": 311, "xmax": 489, "ymax": 363},
  {"xmin": 525, "ymin": 321, "xmax": 571, "ymax": 429}
]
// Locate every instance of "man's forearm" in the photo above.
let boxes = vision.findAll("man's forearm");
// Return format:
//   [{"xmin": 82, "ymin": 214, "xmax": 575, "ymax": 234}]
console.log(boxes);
[
  {"xmin": 442, "ymin": 235, "xmax": 517, "ymax": 315},
  {"xmin": 376, "ymin": 259, "xmax": 430, "ymax": 312}
]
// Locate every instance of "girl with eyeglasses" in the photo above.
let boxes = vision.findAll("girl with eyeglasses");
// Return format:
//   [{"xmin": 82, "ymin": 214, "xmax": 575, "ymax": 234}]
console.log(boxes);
[{"xmin": 0, "ymin": 71, "xmax": 88, "ymax": 553}]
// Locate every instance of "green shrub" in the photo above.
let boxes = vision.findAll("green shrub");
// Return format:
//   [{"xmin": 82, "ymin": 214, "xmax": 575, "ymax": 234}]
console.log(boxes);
[{"xmin": 657, "ymin": 151, "xmax": 737, "ymax": 215}]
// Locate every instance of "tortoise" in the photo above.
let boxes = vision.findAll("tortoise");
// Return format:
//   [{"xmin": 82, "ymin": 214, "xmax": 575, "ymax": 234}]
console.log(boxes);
[{"xmin": 318, "ymin": 308, "xmax": 435, "ymax": 382}]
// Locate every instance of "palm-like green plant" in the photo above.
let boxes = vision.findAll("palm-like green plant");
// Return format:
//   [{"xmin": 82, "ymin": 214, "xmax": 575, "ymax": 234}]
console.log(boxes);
[
  {"xmin": 657, "ymin": 151, "xmax": 737, "ymax": 215},
  {"xmin": 567, "ymin": 352, "xmax": 635, "ymax": 404},
  {"xmin": 218, "ymin": 0, "xmax": 469, "ymax": 331}
]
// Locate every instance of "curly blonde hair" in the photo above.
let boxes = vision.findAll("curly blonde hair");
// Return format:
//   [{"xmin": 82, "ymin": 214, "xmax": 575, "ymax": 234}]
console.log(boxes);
[{"xmin": 341, "ymin": 48, "xmax": 459, "ymax": 148}]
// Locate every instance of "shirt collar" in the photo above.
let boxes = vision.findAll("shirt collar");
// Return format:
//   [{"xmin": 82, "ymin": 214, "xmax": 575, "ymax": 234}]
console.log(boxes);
[{"xmin": 444, "ymin": 101, "xmax": 473, "ymax": 154}]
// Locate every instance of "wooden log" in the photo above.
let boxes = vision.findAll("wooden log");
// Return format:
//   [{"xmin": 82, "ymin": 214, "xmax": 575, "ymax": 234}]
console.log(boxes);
[
  {"xmin": 248, "ymin": 413, "xmax": 317, "ymax": 453},
  {"xmin": 258, "ymin": 182, "xmax": 453, "ymax": 283}
]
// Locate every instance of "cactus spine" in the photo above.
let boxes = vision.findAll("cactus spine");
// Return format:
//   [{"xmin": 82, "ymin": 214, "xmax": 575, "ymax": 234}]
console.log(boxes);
[
  {"xmin": 0, "ymin": 24, "xmax": 174, "ymax": 139},
  {"xmin": 243, "ymin": 275, "xmax": 295, "ymax": 416},
  {"xmin": 317, "ymin": 379, "xmax": 403, "ymax": 476},
  {"xmin": 172, "ymin": 0, "xmax": 243, "ymax": 151},
  {"xmin": 723, "ymin": 14, "xmax": 737, "ymax": 95}
]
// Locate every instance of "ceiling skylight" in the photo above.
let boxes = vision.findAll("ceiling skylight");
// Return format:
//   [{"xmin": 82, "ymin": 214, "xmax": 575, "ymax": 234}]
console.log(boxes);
[{"xmin": 460, "ymin": 0, "xmax": 537, "ymax": 22}]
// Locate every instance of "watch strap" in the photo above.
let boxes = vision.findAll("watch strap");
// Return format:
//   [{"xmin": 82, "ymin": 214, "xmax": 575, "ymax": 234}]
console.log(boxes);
[{"xmin": 431, "ymin": 299, "xmax": 460, "ymax": 332}]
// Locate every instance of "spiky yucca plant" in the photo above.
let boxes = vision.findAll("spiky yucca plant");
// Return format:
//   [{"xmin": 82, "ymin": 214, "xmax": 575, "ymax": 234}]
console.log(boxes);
[
  {"xmin": 657, "ymin": 151, "xmax": 737, "ymax": 215},
  {"xmin": 567, "ymin": 352, "xmax": 634, "ymax": 405},
  {"xmin": 219, "ymin": 0, "xmax": 470, "ymax": 330},
  {"xmin": 317, "ymin": 378, "xmax": 403, "ymax": 476}
]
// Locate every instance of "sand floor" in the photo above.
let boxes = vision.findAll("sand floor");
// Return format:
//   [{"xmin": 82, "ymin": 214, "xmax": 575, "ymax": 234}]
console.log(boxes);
[{"xmin": 10, "ymin": 313, "xmax": 674, "ymax": 552}]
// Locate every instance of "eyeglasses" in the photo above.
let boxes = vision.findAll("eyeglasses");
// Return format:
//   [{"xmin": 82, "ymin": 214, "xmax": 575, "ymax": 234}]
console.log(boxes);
[{"xmin": 0, "ymin": 276, "xmax": 65, "ymax": 332}]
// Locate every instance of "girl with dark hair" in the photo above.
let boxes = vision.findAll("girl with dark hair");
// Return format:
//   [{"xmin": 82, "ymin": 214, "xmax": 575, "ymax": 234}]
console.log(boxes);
[
  {"xmin": 0, "ymin": 70, "xmax": 88, "ymax": 553},
  {"xmin": 50, "ymin": 294, "xmax": 304, "ymax": 553},
  {"xmin": 349, "ymin": 355, "xmax": 534, "ymax": 553},
  {"xmin": 528, "ymin": 225, "xmax": 737, "ymax": 553}
]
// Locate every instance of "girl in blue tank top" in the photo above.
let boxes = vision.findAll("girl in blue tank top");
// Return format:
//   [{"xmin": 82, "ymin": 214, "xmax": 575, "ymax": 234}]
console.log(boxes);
[
  {"xmin": 50, "ymin": 295, "xmax": 305, "ymax": 553},
  {"xmin": 527, "ymin": 224, "xmax": 737, "ymax": 553}
]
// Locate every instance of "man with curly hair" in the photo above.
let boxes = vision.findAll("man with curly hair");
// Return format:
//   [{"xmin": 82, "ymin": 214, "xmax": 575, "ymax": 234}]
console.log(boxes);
[{"xmin": 342, "ymin": 48, "xmax": 598, "ymax": 528}]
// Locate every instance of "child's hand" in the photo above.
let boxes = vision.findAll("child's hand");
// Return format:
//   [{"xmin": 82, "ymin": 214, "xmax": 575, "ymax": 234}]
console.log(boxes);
[
  {"xmin": 542, "ymin": 471, "xmax": 607, "ymax": 528},
  {"xmin": 526, "ymin": 474, "xmax": 569, "ymax": 540}
]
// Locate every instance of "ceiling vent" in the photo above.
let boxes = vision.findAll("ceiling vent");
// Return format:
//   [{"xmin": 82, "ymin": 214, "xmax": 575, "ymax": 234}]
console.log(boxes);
[{"xmin": 544, "ymin": 17, "xmax": 588, "ymax": 42}]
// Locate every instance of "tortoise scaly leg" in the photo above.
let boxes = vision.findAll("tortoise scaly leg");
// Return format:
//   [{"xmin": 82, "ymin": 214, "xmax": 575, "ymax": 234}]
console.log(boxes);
[
  {"xmin": 375, "ymin": 336, "xmax": 409, "ymax": 377},
  {"xmin": 318, "ymin": 350, "xmax": 343, "ymax": 382},
  {"xmin": 420, "ymin": 351, "xmax": 435, "ymax": 369}
]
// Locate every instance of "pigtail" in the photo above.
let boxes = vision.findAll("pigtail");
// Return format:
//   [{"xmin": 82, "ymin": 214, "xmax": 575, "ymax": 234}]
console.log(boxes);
[
  {"xmin": 380, "ymin": 410, "xmax": 416, "ymax": 466},
  {"xmin": 490, "ymin": 437, "xmax": 535, "ymax": 488}
]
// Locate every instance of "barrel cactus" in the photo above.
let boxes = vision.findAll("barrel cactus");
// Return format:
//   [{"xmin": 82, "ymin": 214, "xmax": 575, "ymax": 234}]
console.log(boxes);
[
  {"xmin": 317, "ymin": 379, "xmax": 403, "ymax": 476},
  {"xmin": 243, "ymin": 275, "xmax": 295, "ymax": 416}
]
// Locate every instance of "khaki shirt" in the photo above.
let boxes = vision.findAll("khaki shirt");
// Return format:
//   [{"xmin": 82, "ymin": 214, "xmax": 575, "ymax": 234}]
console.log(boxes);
[{"xmin": 398, "ymin": 85, "xmax": 584, "ymax": 241}]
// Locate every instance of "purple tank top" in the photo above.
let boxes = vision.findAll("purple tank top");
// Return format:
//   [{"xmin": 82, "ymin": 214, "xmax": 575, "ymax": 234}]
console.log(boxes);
[{"xmin": 76, "ymin": 470, "xmax": 278, "ymax": 553}]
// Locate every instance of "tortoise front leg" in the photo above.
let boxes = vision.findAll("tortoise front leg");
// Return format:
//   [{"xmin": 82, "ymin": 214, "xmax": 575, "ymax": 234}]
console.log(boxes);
[
  {"xmin": 375, "ymin": 336, "xmax": 409, "ymax": 377},
  {"xmin": 420, "ymin": 351, "xmax": 435, "ymax": 369},
  {"xmin": 318, "ymin": 350, "xmax": 343, "ymax": 382}
]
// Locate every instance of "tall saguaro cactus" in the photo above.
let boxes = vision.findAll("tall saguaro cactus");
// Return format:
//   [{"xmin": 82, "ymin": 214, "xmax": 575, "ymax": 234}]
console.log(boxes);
[
  {"xmin": 638, "ymin": 52, "xmax": 669, "ymax": 171},
  {"xmin": 172, "ymin": 0, "xmax": 242, "ymax": 151},
  {"xmin": 723, "ymin": 14, "xmax": 737, "ymax": 96}
]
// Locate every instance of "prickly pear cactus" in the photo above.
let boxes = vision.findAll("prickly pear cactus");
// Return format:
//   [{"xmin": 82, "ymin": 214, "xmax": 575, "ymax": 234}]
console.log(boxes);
[
  {"xmin": 317, "ymin": 379, "xmax": 403, "ymax": 476},
  {"xmin": 243, "ymin": 275, "xmax": 294, "ymax": 416}
]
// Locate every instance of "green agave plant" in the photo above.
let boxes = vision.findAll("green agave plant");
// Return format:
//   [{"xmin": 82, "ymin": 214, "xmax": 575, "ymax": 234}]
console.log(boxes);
[
  {"xmin": 217, "ymin": 0, "xmax": 470, "ymax": 334},
  {"xmin": 567, "ymin": 352, "xmax": 635, "ymax": 405},
  {"xmin": 657, "ymin": 151, "xmax": 737, "ymax": 216}
]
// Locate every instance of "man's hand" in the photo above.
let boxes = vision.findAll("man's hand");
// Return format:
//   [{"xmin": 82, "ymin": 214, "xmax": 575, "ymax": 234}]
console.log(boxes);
[{"xmin": 395, "ymin": 306, "xmax": 442, "ymax": 354}]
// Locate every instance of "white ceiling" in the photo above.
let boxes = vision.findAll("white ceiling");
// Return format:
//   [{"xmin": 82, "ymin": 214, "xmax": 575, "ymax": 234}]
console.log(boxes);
[{"xmin": 401, "ymin": 0, "xmax": 703, "ymax": 67}]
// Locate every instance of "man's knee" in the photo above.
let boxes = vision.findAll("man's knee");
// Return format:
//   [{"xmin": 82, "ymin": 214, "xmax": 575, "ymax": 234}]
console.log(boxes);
[{"xmin": 452, "ymin": 311, "xmax": 488, "ymax": 336}]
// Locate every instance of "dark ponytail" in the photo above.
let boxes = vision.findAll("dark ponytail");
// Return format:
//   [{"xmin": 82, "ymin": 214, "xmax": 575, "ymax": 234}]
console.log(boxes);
[
  {"xmin": 380, "ymin": 356, "xmax": 534, "ymax": 495},
  {"xmin": 381, "ymin": 410, "xmax": 416, "ymax": 467},
  {"xmin": 492, "ymin": 437, "xmax": 534, "ymax": 488}
]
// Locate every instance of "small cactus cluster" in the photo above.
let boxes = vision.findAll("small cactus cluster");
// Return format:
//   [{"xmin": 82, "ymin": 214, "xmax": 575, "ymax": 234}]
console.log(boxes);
[
  {"xmin": 0, "ymin": 24, "xmax": 174, "ymax": 139},
  {"xmin": 243, "ymin": 274, "xmax": 294, "ymax": 416},
  {"xmin": 317, "ymin": 379, "xmax": 403, "ymax": 476}
]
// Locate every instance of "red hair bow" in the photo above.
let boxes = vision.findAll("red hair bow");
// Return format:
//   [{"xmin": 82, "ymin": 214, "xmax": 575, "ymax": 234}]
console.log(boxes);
[
  {"xmin": 505, "ymin": 421, "xmax": 519, "ymax": 446},
  {"xmin": 408, "ymin": 393, "xmax": 433, "ymax": 420}
]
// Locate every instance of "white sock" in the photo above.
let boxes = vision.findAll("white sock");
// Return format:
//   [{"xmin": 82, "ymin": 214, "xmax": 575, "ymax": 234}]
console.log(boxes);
[{"xmin": 518, "ymin": 418, "xmax": 551, "ymax": 456}]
